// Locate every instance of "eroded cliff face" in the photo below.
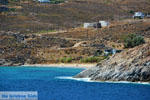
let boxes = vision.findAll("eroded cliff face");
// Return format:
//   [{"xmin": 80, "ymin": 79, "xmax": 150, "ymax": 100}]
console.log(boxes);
[{"xmin": 74, "ymin": 43, "xmax": 150, "ymax": 82}]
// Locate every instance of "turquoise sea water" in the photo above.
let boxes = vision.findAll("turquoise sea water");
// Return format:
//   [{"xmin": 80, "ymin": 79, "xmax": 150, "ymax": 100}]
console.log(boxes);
[{"xmin": 0, "ymin": 66, "xmax": 150, "ymax": 100}]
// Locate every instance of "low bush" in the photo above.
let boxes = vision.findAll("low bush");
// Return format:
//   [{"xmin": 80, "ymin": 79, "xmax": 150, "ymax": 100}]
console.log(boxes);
[
  {"xmin": 129, "ymin": 10, "xmax": 134, "ymax": 14},
  {"xmin": 9, "ymin": 8, "xmax": 16, "ymax": 12},
  {"xmin": 37, "ymin": 30, "xmax": 56, "ymax": 34},
  {"xmin": 51, "ymin": 0, "xmax": 65, "ymax": 4},
  {"xmin": 59, "ymin": 57, "xmax": 72, "ymax": 63},
  {"xmin": 124, "ymin": 34, "xmax": 145, "ymax": 48},
  {"xmin": 80, "ymin": 56, "xmax": 105, "ymax": 63}
]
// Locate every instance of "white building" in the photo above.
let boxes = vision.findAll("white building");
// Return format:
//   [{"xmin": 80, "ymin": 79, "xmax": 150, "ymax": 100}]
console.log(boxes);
[
  {"xmin": 83, "ymin": 21, "xmax": 110, "ymax": 28},
  {"xmin": 38, "ymin": 0, "xmax": 50, "ymax": 3},
  {"xmin": 99, "ymin": 21, "xmax": 110, "ymax": 27},
  {"xmin": 83, "ymin": 22, "xmax": 101, "ymax": 28},
  {"xmin": 133, "ymin": 12, "xmax": 145, "ymax": 19}
]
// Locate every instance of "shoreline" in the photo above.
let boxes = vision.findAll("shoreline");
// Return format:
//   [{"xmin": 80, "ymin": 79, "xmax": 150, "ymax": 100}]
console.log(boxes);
[
  {"xmin": 2, "ymin": 64, "xmax": 150, "ymax": 85},
  {"xmin": 21, "ymin": 63, "xmax": 97, "ymax": 68},
  {"xmin": 56, "ymin": 76, "xmax": 150, "ymax": 85}
]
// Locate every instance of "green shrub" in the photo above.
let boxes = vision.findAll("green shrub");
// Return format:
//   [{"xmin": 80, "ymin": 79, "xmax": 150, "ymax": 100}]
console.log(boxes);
[
  {"xmin": 10, "ymin": 0, "xmax": 18, "ymax": 2},
  {"xmin": 37, "ymin": 30, "xmax": 56, "ymax": 34},
  {"xmin": 59, "ymin": 57, "xmax": 72, "ymax": 63},
  {"xmin": 124, "ymin": 34, "xmax": 145, "ymax": 48},
  {"xmin": 129, "ymin": 10, "xmax": 134, "ymax": 14},
  {"xmin": 80, "ymin": 56, "xmax": 104, "ymax": 63},
  {"xmin": 51, "ymin": 0, "xmax": 65, "ymax": 4},
  {"xmin": 9, "ymin": 8, "xmax": 16, "ymax": 12}
]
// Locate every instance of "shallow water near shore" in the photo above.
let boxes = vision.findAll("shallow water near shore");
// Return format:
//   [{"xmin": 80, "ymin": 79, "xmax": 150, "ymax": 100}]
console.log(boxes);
[{"xmin": 0, "ymin": 66, "xmax": 150, "ymax": 100}]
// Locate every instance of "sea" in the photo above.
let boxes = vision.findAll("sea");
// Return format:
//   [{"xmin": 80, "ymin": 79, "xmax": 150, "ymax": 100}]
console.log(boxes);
[{"xmin": 0, "ymin": 66, "xmax": 150, "ymax": 100}]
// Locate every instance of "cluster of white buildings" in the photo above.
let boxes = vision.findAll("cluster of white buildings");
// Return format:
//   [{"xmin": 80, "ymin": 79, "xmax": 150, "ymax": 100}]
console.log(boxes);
[{"xmin": 83, "ymin": 12, "xmax": 150, "ymax": 29}]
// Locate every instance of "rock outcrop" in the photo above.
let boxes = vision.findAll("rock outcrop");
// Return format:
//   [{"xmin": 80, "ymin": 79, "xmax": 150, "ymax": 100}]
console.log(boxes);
[{"xmin": 74, "ymin": 43, "xmax": 150, "ymax": 82}]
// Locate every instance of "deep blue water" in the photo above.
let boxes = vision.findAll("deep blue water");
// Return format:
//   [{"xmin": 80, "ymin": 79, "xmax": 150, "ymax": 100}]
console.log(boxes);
[{"xmin": 0, "ymin": 66, "xmax": 150, "ymax": 100}]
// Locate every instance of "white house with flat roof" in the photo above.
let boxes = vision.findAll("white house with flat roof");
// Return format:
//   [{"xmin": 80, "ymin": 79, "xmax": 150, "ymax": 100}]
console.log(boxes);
[
  {"xmin": 133, "ymin": 12, "xmax": 145, "ymax": 19},
  {"xmin": 38, "ymin": 0, "xmax": 50, "ymax": 3},
  {"xmin": 83, "ymin": 21, "xmax": 110, "ymax": 28},
  {"xmin": 99, "ymin": 21, "xmax": 110, "ymax": 27}
]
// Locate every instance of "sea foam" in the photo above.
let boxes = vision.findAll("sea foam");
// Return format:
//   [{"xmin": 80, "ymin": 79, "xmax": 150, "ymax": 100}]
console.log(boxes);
[
  {"xmin": 56, "ymin": 76, "xmax": 91, "ymax": 82},
  {"xmin": 56, "ymin": 76, "xmax": 150, "ymax": 85}
]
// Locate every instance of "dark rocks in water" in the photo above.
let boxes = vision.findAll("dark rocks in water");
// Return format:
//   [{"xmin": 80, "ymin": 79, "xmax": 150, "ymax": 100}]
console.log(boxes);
[
  {"xmin": 0, "ymin": 7, "xmax": 9, "ymax": 12},
  {"xmin": 74, "ymin": 43, "xmax": 150, "ymax": 82},
  {"xmin": 0, "ymin": 0, "xmax": 8, "ymax": 5}
]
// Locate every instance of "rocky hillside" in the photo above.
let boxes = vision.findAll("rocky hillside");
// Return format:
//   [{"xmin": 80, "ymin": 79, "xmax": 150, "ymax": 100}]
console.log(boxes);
[
  {"xmin": 74, "ymin": 43, "xmax": 150, "ymax": 82},
  {"xmin": 0, "ymin": 0, "xmax": 150, "ymax": 66},
  {"xmin": 1, "ymin": 19, "xmax": 150, "ymax": 66}
]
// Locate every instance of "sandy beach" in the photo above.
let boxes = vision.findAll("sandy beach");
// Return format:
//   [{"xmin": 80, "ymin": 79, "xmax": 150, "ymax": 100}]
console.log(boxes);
[{"xmin": 22, "ymin": 63, "xmax": 97, "ymax": 68}]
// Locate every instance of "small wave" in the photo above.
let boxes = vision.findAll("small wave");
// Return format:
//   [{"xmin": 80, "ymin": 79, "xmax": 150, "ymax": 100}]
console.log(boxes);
[
  {"xmin": 96, "ymin": 81, "xmax": 150, "ymax": 85},
  {"xmin": 56, "ymin": 76, "xmax": 150, "ymax": 85},
  {"xmin": 55, "ymin": 76, "xmax": 91, "ymax": 82}
]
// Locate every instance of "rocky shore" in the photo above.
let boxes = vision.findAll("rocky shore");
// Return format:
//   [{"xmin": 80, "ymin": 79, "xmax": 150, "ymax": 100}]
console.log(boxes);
[{"xmin": 74, "ymin": 43, "xmax": 150, "ymax": 82}]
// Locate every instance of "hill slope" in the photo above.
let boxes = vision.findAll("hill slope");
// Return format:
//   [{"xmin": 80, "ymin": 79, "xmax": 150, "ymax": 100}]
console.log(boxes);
[
  {"xmin": 0, "ymin": 0, "xmax": 150, "ymax": 33},
  {"xmin": 75, "ymin": 43, "xmax": 150, "ymax": 82}
]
